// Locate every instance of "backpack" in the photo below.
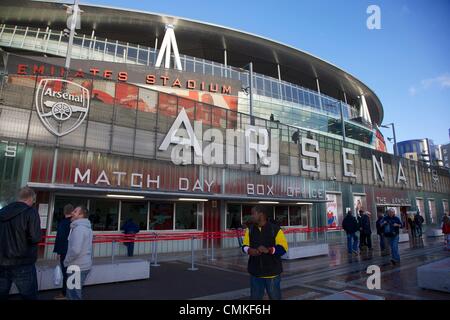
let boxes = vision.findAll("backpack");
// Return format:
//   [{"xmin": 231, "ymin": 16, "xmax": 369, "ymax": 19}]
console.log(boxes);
[{"xmin": 383, "ymin": 220, "xmax": 396, "ymax": 237}]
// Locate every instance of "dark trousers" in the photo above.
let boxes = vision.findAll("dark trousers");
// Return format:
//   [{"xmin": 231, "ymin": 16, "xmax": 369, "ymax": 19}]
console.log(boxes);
[
  {"xmin": 360, "ymin": 232, "xmax": 372, "ymax": 249},
  {"xmin": 60, "ymin": 254, "xmax": 68, "ymax": 295},
  {"xmin": 0, "ymin": 264, "xmax": 38, "ymax": 300},
  {"xmin": 410, "ymin": 224, "xmax": 417, "ymax": 238},
  {"xmin": 250, "ymin": 275, "xmax": 281, "ymax": 300},
  {"xmin": 378, "ymin": 234, "xmax": 386, "ymax": 250},
  {"xmin": 416, "ymin": 225, "xmax": 423, "ymax": 237},
  {"xmin": 126, "ymin": 242, "xmax": 135, "ymax": 257}
]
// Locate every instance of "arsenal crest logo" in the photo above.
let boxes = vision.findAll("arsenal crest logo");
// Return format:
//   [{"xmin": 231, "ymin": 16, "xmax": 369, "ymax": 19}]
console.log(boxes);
[{"xmin": 35, "ymin": 78, "xmax": 90, "ymax": 137}]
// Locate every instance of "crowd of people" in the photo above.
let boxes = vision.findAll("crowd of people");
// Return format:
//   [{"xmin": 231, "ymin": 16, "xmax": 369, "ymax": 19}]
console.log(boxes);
[{"xmin": 1, "ymin": 186, "xmax": 449, "ymax": 300}]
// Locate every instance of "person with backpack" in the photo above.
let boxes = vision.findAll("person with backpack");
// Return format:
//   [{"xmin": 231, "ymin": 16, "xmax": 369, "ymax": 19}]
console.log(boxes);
[
  {"xmin": 242, "ymin": 205, "xmax": 288, "ymax": 300},
  {"xmin": 381, "ymin": 208, "xmax": 403, "ymax": 265},
  {"xmin": 53, "ymin": 204, "xmax": 74, "ymax": 300},
  {"xmin": 375, "ymin": 212, "xmax": 386, "ymax": 251},
  {"xmin": 415, "ymin": 211, "xmax": 424, "ymax": 237},
  {"xmin": 342, "ymin": 210, "xmax": 359, "ymax": 255},
  {"xmin": 0, "ymin": 187, "xmax": 41, "ymax": 300}
]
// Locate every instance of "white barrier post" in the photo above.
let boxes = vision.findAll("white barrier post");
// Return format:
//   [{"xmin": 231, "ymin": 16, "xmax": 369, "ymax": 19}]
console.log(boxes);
[
  {"xmin": 210, "ymin": 234, "xmax": 216, "ymax": 261},
  {"xmin": 111, "ymin": 240, "xmax": 116, "ymax": 264},
  {"xmin": 205, "ymin": 232, "xmax": 210, "ymax": 257},
  {"xmin": 151, "ymin": 233, "xmax": 160, "ymax": 267},
  {"xmin": 188, "ymin": 236, "xmax": 198, "ymax": 271}
]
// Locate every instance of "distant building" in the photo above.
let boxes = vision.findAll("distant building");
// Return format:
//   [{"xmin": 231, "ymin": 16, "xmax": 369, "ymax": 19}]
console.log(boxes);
[
  {"xmin": 395, "ymin": 139, "xmax": 442, "ymax": 166},
  {"xmin": 440, "ymin": 143, "xmax": 450, "ymax": 168}
]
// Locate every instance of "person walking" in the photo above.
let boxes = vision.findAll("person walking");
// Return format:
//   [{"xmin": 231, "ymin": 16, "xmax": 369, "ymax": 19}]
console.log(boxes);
[
  {"xmin": 357, "ymin": 210, "xmax": 366, "ymax": 250},
  {"xmin": 360, "ymin": 211, "xmax": 373, "ymax": 250},
  {"xmin": 375, "ymin": 212, "xmax": 386, "ymax": 251},
  {"xmin": 229, "ymin": 214, "xmax": 244, "ymax": 248},
  {"xmin": 342, "ymin": 210, "xmax": 359, "ymax": 255},
  {"xmin": 121, "ymin": 218, "xmax": 140, "ymax": 257},
  {"xmin": 53, "ymin": 204, "xmax": 74, "ymax": 300},
  {"xmin": 381, "ymin": 208, "xmax": 403, "ymax": 265},
  {"xmin": 442, "ymin": 215, "xmax": 450, "ymax": 251},
  {"xmin": 415, "ymin": 211, "xmax": 424, "ymax": 237},
  {"xmin": 0, "ymin": 187, "xmax": 41, "ymax": 300},
  {"xmin": 242, "ymin": 205, "xmax": 288, "ymax": 300},
  {"xmin": 64, "ymin": 205, "xmax": 93, "ymax": 300},
  {"xmin": 407, "ymin": 214, "xmax": 416, "ymax": 239}
]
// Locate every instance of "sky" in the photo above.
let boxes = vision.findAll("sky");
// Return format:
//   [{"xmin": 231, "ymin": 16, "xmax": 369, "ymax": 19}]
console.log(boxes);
[{"xmin": 82, "ymin": 0, "xmax": 450, "ymax": 149}]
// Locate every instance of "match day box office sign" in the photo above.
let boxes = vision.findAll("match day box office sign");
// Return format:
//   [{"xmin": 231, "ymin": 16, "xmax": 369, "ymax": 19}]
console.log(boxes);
[{"xmin": 29, "ymin": 147, "xmax": 326, "ymax": 200}]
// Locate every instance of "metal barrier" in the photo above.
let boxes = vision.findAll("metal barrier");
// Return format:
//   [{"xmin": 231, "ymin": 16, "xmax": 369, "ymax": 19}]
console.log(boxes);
[{"xmin": 37, "ymin": 227, "xmax": 343, "ymax": 272}]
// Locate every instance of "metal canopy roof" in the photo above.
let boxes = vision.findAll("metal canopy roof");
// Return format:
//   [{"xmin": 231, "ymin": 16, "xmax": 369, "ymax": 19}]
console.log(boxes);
[{"xmin": 0, "ymin": 0, "xmax": 383, "ymax": 125}]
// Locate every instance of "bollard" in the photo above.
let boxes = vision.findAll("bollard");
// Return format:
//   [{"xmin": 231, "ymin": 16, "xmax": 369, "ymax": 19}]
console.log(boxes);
[
  {"xmin": 188, "ymin": 236, "xmax": 198, "ymax": 271},
  {"xmin": 151, "ymin": 233, "xmax": 160, "ymax": 267},
  {"xmin": 205, "ymin": 232, "xmax": 210, "ymax": 257},
  {"xmin": 293, "ymin": 232, "xmax": 297, "ymax": 247}
]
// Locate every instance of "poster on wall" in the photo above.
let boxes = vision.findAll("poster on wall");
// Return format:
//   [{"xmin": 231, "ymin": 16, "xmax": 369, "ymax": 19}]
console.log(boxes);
[
  {"xmin": 353, "ymin": 195, "xmax": 365, "ymax": 217},
  {"xmin": 38, "ymin": 203, "xmax": 49, "ymax": 229},
  {"xmin": 326, "ymin": 194, "xmax": 338, "ymax": 229}
]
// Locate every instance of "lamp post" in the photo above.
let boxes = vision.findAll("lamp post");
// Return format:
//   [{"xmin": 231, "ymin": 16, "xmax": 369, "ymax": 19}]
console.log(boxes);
[
  {"xmin": 241, "ymin": 62, "xmax": 254, "ymax": 125},
  {"xmin": 64, "ymin": 0, "xmax": 80, "ymax": 77},
  {"xmin": 381, "ymin": 122, "xmax": 398, "ymax": 156}
]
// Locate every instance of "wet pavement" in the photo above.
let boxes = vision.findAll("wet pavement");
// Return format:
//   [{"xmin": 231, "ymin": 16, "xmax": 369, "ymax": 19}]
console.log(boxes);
[{"xmin": 14, "ymin": 235, "xmax": 450, "ymax": 300}]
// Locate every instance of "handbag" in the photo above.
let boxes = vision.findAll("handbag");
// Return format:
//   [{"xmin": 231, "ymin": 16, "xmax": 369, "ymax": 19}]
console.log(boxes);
[{"xmin": 53, "ymin": 264, "xmax": 63, "ymax": 286}]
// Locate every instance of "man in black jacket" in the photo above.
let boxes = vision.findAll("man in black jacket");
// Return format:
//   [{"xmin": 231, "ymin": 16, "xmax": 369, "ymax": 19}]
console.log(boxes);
[
  {"xmin": 342, "ymin": 210, "xmax": 359, "ymax": 255},
  {"xmin": 242, "ymin": 205, "xmax": 288, "ymax": 300},
  {"xmin": 53, "ymin": 204, "xmax": 74, "ymax": 300},
  {"xmin": 0, "ymin": 187, "xmax": 41, "ymax": 300},
  {"xmin": 359, "ymin": 211, "xmax": 373, "ymax": 250}
]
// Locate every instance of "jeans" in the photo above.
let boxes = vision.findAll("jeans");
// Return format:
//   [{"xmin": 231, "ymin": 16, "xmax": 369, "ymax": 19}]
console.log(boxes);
[
  {"xmin": 0, "ymin": 264, "xmax": 38, "ymax": 300},
  {"xmin": 250, "ymin": 275, "xmax": 281, "ymax": 300},
  {"xmin": 126, "ymin": 242, "xmax": 135, "ymax": 257},
  {"xmin": 378, "ymin": 234, "xmax": 386, "ymax": 250},
  {"xmin": 387, "ymin": 235, "xmax": 400, "ymax": 262},
  {"xmin": 66, "ymin": 270, "xmax": 90, "ymax": 300},
  {"xmin": 60, "ymin": 254, "xmax": 68, "ymax": 295},
  {"xmin": 346, "ymin": 233, "xmax": 359, "ymax": 253}
]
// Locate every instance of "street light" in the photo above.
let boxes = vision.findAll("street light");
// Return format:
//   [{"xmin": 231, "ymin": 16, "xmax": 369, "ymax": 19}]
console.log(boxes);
[
  {"xmin": 381, "ymin": 122, "xmax": 398, "ymax": 156},
  {"xmin": 241, "ymin": 62, "xmax": 254, "ymax": 125}
]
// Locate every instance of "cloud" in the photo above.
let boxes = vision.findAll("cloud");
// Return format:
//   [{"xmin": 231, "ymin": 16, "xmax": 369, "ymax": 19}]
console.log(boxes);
[
  {"xmin": 421, "ymin": 74, "xmax": 450, "ymax": 89},
  {"xmin": 409, "ymin": 73, "xmax": 450, "ymax": 95}
]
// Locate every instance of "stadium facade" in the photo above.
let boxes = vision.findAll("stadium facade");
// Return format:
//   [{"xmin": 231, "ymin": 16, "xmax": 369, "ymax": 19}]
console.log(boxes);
[{"xmin": 0, "ymin": 1, "xmax": 448, "ymax": 256}]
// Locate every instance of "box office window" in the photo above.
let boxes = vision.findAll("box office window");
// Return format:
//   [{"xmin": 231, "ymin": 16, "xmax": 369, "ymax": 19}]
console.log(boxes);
[
  {"xmin": 175, "ymin": 202, "xmax": 198, "ymax": 230},
  {"xmin": 120, "ymin": 201, "xmax": 148, "ymax": 231},
  {"xmin": 226, "ymin": 204, "xmax": 242, "ymax": 229},
  {"xmin": 149, "ymin": 202, "xmax": 174, "ymax": 230},
  {"xmin": 289, "ymin": 206, "xmax": 310, "ymax": 227},
  {"xmin": 275, "ymin": 206, "xmax": 289, "ymax": 226},
  {"xmin": 51, "ymin": 196, "xmax": 88, "ymax": 231},
  {"xmin": 89, "ymin": 199, "xmax": 119, "ymax": 231}
]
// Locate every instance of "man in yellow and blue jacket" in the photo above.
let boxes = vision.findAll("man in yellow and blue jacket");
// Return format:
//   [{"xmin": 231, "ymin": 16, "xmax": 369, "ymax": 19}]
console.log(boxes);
[{"xmin": 242, "ymin": 205, "xmax": 288, "ymax": 300}]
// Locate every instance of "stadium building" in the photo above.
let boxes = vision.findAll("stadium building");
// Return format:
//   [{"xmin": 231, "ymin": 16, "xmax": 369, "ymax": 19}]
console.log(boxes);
[{"xmin": 0, "ymin": 0, "xmax": 448, "ymax": 256}]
